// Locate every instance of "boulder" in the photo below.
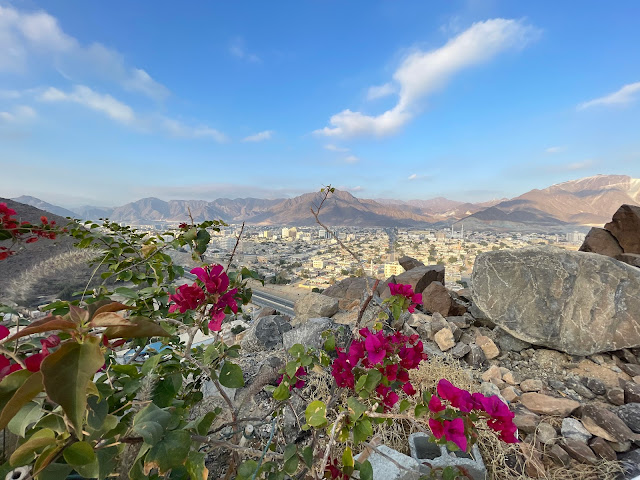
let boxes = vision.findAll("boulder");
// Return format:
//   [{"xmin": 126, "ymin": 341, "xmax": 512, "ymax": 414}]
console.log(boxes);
[
  {"xmin": 293, "ymin": 293, "xmax": 338, "ymax": 326},
  {"xmin": 422, "ymin": 282, "xmax": 465, "ymax": 317},
  {"xmin": 384, "ymin": 265, "xmax": 445, "ymax": 297},
  {"xmin": 398, "ymin": 256, "xmax": 425, "ymax": 271},
  {"xmin": 282, "ymin": 317, "xmax": 349, "ymax": 352},
  {"xmin": 614, "ymin": 403, "xmax": 640, "ymax": 433},
  {"xmin": 322, "ymin": 277, "xmax": 384, "ymax": 308},
  {"xmin": 580, "ymin": 404, "xmax": 639, "ymax": 443},
  {"xmin": 562, "ymin": 439, "xmax": 598, "ymax": 465},
  {"xmin": 588, "ymin": 437, "xmax": 617, "ymax": 461},
  {"xmin": 472, "ymin": 246, "xmax": 640, "ymax": 355},
  {"xmin": 561, "ymin": 418, "xmax": 592, "ymax": 443},
  {"xmin": 604, "ymin": 204, "xmax": 640, "ymax": 254},
  {"xmin": 240, "ymin": 315, "xmax": 292, "ymax": 352},
  {"xmin": 520, "ymin": 393, "xmax": 580, "ymax": 416},
  {"xmin": 616, "ymin": 253, "xmax": 640, "ymax": 268},
  {"xmin": 579, "ymin": 227, "xmax": 623, "ymax": 257}
]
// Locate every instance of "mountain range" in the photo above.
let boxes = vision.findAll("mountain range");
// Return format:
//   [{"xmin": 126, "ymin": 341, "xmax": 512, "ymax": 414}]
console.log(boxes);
[{"xmin": 11, "ymin": 175, "xmax": 640, "ymax": 230}]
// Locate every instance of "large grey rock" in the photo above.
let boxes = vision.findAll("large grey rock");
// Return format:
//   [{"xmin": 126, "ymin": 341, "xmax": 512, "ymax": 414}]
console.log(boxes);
[
  {"xmin": 282, "ymin": 317, "xmax": 349, "ymax": 352},
  {"xmin": 579, "ymin": 227, "xmax": 623, "ymax": 257},
  {"xmin": 321, "ymin": 277, "xmax": 384, "ymax": 308},
  {"xmin": 604, "ymin": 204, "xmax": 640, "ymax": 254},
  {"xmin": 239, "ymin": 315, "xmax": 292, "ymax": 352},
  {"xmin": 561, "ymin": 418, "xmax": 592, "ymax": 443},
  {"xmin": 399, "ymin": 256, "xmax": 425, "ymax": 271},
  {"xmin": 614, "ymin": 403, "xmax": 640, "ymax": 433},
  {"xmin": 384, "ymin": 265, "xmax": 445, "ymax": 297},
  {"xmin": 472, "ymin": 246, "xmax": 640, "ymax": 355},
  {"xmin": 293, "ymin": 293, "xmax": 338, "ymax": 326},
  {"xmin": 357, "ymin": 445, "xmax": 422, "ymax": 480}
]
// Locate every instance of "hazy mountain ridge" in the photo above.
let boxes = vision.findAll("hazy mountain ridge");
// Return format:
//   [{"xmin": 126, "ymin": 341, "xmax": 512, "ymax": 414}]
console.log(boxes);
[{"xmin": 12, "ymin": 175, "xmax": 640, "ymax": 229}]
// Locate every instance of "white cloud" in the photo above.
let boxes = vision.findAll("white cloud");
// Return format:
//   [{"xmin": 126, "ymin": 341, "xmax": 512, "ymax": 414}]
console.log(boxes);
[
  {"xmin": 0, "ymin": 5, "xmax": 168, "ymax": 100},
  {"xmin": 229, "ymin": 37, "xmax": 260, "ymax": 63},
  {"xmin": 0, "ymin": 104, "xmax": 36, "ymax": 123},
  {"xmin": 40, "ymin": 85, "xmax": 136, "ymax": 124},
  {"xmin": 161, "ymin": 117, "xmax": 228, "ymax": 143},
  {"xmin": 366, "ymin": 83, "xmax": 396, "ymax": 100},
  {"xmin": 0, "ymin": 89, "xmax": 22, "ymax": 99},
  {"xmin": 243, "ymin": 130, "xmax": 274, "ymax": 142},
  {"xmin": 316, "ymin": 18, "xmax": 538, "ymax": 138},
  {"xmin": 324, "ymin": 144, "xmax": 349, "ymax": 152},
  {"xmin": 578, "ymin": 82, "xmax": 640, "ymax": 110},
  {"xmin": 407, "ymin": 173, "xmax": 431, "ymax": 181},
  {"xmin": 545, "ymin": 146, "xmax": 566, "ymax": 154},
  {"xmin": 344, "ymin": 155, "xmax": 360, "ymax": 164},
  {"xmin": 408, "ymin": 173, "xmax": 417, "ymax": 180}
]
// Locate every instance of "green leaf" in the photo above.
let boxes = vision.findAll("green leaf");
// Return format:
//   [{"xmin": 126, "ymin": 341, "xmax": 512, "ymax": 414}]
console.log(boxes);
[
  {"xmin": 272, "ymin": 382, "xmax": 290, "ymax": 401},
  {"xmin": 285, "ymin": 361, "xmax": 297, "ymax": 380},
  {"xmin": 323, "ymin": 333, "xmax": 336, "ymax": 352},
  {"xmin": 302, "ymin": 446, "xmax": 313, "ymax": 468},
  {"xmin": 8, "ymin": 401, "xmax": 44, "ymax": 437},
  {"xmin": 96, "ymin": 445, "xmax": 119, "ymax": 480},
  {"xmin": 219, "ymin": 361, "xmax": 244, "ymax": 389},
  {"xmin": 34, "ymin": 462, "xmax": 73, "ymax": 480},
  {"xmin": 10, "ymin": 428, "xmax": 56, "ymax": 466},
  {"xmin": 186, "ymin": 451, "xmax": 208, "ymax": 480},
  {"xmin": 363, "ymin": 369, "xmax": 382, "ymax": 392},
  {"xmin": 347, "ymin": 397, "xmax": 367, "ymax": 421},
  {"xmin": 399, "ymin": 399, "xmax": 411, "ymax": 413},
  {"xmin": 114, "ymin": 286, "xmax": 138, "ymax": 299},
  {"xmin": 142, "ymin": 354, "xmax": 163, "ymax": 375},
  {"xmin": 288, "ymin": 344, "xmax": 304, "ymax": 358},
  {"xmin": 342, "ymin": 446, "xmax": 354, "ymax": 467},
  {"xmin": 183, "ymin": 228, "xmax": 197, "ymax": 242},
  {"xmin": 237, "ymin": 460, "xmax": 258, "ymax": 479},
  {"xmin": 355, "ymin": 373, "xmax": 367, "ymax": 392},
  {"xmin": 63, "ymin": 441, "xmax": 96, "ymax": 466},
  {"xmin": 305, "ymin": 400, "xmax": 327, "ymax": 427},
  {"xmin": 103, "ymin": 316, "xmax": 170, "ymax": 339},
  {"xmin": 0, "ymin": 371, "xmax": 43, "ymax": 429},
  {"xmin": 414, "ymin": 404, "xmax": 429, "ymax": 418},
  {"xmin": 353, "ymin": 418, "xmax": 372, "ymax": 446},
  {"xmin": 40, "ymin": 336, "xmax": 104, "ymax": 439},
  {"xmin": 153, "ymin": 373, "xmax": 182, "ymax": 407},
  {"xmin": 87, "ymin": 396, "xmax": 108, "ymax": 430},
  {"xmin": 185, "ymin": 411, "xmax": 218, "ymax": 436},
  {"xmin": 132, "ymin": 403, "xmax": 171, "ymax": 446},
  {"xmin": 89, "ymin": 312, "xmax": 133, "ymax": 328},
  {"xmin": 283, "ymin": 443, "xmax": 298, "ymax": 474},
  {"xmin": 358, "ymin": 460, "xmax": 373, "ymax": 480},
  {"xmin": 145, "ymin": 430, "xmax": 191, "ymax": 474}
]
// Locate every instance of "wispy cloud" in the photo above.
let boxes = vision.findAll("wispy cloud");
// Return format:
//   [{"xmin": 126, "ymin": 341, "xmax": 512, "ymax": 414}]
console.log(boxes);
[
  {"xmin": 545, "ymin": 159, "xmax": 596, "ymax": 173},
  {"xmin": 40, "ymin": 85, "xmax": 135, "ymax": 124},
  {"xmin": 324, "ymin": 144, "xmax": 349, "ymax": 152},
  {"xmin": 0, "ymin": 5, "xmax": 168, "ymax": 100},
  {"xmin": 161, "ymin": 117, "xmax": 228, "ymax": 142},
  {"xmin": 0, "ymin": 105, "xmax": 36, "ymax": 123},
  {"xmin": 578, "ymin": 82, "xmax": 640, "ymax": 110},
  {"xmin": 366, "ymin": 83, "xmax": 396, "ymax": 100},
  {"xmin": 545, "ymin": 146, "xmax": 566, "ymax": 154},
  {"xmin": 407, "ymin": 173, "xmax": 431, "ymax": 181},
  {"xmin": 344, "ymin": 155, "xmax": 360, "ymax": 164},
  {"xmin": 229, "ymin": 37, "xmax": 260, "ymax": 63},
  {"xmin": 243, "ymin": 130, "xmax": 274, "ymax": 142},
  {"xmin": 315, "ymin": 18, "xmax": 539, "ymax": 138}
]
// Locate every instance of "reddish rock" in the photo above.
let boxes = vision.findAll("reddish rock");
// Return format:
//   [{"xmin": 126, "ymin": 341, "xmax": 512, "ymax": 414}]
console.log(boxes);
[
  {"xmin": 388, "ymin": 265, "xmax": 444, "ymax": 296},
  {"xmin": 562, "ymin": 439, "xmax": 598, "ymax": 465},
  {"xmin": 588, "ymin": 437, "xmax": 617, "ymax": 461},
  {"xmin": 547, "ymin": 444, "xmax": 571, "ymax": 467},
  {"xmin": 579, "ymin": 227, "xmax": 623, "ymax": 257},
  {"xmin": 476, "ymin": 335, "xmax": 500, "ymax": 359},
  {"xmin": 520, "ymin": 393, "xmax": 580, "ymax": 416},
  {"xmin": 421, "ymin": 281, "xmax": 458, "ymax": 316},
  {"xmin": 604, "ymin": 204, "xmax": 640, "ymax": 254}
]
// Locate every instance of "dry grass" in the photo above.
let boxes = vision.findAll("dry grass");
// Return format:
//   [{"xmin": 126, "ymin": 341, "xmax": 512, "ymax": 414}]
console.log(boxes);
[
  {"xmin": 410, "ymin": 353, "xmax": 480, "ymax": 395},
  {"xmin": 5, "ymin": 248, "xmax": 100, "ymax": 305}
]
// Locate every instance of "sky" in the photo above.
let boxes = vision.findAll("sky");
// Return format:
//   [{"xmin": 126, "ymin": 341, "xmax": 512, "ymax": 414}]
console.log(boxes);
[{"xmin": 1, "ymin": 0, "xmax": 639, "ymax": 208}]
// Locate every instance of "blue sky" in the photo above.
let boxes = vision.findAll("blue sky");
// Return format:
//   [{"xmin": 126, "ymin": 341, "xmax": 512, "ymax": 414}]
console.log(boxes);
[{"xmin": 1, "ymin": 0, "xmax": 639, "ymax": 207}]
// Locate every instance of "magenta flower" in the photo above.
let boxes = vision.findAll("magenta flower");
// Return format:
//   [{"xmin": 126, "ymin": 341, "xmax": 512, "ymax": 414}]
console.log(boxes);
[
  {"xmin": 443, "ymin": 418, "xmax": 467, "ymax": 451},
  {"xmin": 169, "ymin": 283, "xmax": 205, "ymax": 313},
  {"xmin": 437, "ymin": 379, "xmax": 474, "ymax": 412},
  {"xmin": 428, "ymin": 395, "xmax": 446, "ymax": 412},
  {"xmin": 191, "ymin": 264, "xmax": 229, "ymax": 295},
  {"xmin": 429, "ymin": 418, "xmax": 445, "ymax": 439},
  {"xmin": 388, "ymin": 283, "xmax": 423, "ymax": 312},
  {"xmin": 0, "ymin": 325, "xmax": 9, "ymax": 341},
  {"xmin": 481, "ymin": 395, "xmax": 514, "ymax": 421},
  {"xmin": 402, "ymin": 382, "xmax": 417, "ymax": 396},
  {"xmin": 0, "ymin": 355, "xmax": 22, "ymax": 381},
  {"xmin": 364, "ymin": 332, "xmax": 387, "ymax": 365}
]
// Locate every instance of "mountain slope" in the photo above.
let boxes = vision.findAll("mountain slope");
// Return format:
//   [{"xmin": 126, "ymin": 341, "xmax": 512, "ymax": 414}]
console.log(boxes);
[{"xmin": 12, "ymin": 195, "xmax": 76, "ymax": 218}]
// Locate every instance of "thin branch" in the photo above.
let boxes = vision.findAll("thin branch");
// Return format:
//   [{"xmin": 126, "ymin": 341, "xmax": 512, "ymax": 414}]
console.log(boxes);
[
  {"xmin": 0, "ymin": 345, "xmax": 26, "ymax": 369},
  {"xmin": 251, "ymin": 417, "xmax": 277, "ymax": 480},
  {"xmin": 318, "ymin": 412, "xmax": 346, "ymax": 477},
  {"xmin": 226, "ymin": 222, "xmax": 245, "ymax": 271},
  {"xmin": 356, "ymin": 278, "xmax": 380, "ymax": 326},
  {"xmin": 125, "ymin": 340, "xmax": 148, "ymax": 365},
  {"xmin": 361, "ymin": 441, "xmax": 415, "ymax": 473}
]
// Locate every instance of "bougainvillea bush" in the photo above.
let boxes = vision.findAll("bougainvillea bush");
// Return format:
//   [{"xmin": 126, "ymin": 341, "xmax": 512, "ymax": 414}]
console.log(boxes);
[{"xmin": 0, "ymin": 202, "xmax": 517, "ymax": 479}]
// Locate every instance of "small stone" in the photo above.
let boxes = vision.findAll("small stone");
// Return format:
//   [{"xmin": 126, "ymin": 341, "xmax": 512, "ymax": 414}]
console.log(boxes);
[
  {"xmin": 464, "ymin": 343, "xmax": 486, "ymax": 367},
  {"xmin": 619, "ymin": 449, "xmax": 640, "ymax": 478},
  {"xmin": 536, "ymin": 422, "xmax": 557, "ymax": 445},
  {"xmin": 622, "ymin": 348, "xmax": 638, "ymax": 365},
  {"xmin": 490, "ymin": 377, "xmax": 506, "ymax": 389},
  {"xmin": 513, "ymin": 405, "xmax": 541, "ymax": 434},
  {"xmin": 624, "ymin": 381, "xmax": 640, "ymax": 403},
  {"xmin": 503, "ymin": 370, "xmax": 520, "ymax": 385},
  {"xmin": 562, "ymin": 439, "xmax": 598, "ymax": 465},
  {"xmin": 481, "ymin": 365, "xmax": 503, "ymax": 383},
  {"xmin": 613, "ymin": 403, "xmax": 640, "ymax": 433},
  {"xmin": 621, "ymin": 363, "xmax": 640, "ymax": 377},
  {"xmin": 634, "ymin": 375, "xmax": 640, "ymax": 384},
  {"xmin": 561, "ymin": 418, "xmax": 592, "ymax": 443},
  {"xmin": 584, "ymin": 377, "xmax": 606, "ymax": 396},
  {"xmin": 429, "ymin": 312, "xmax": 449, "ymax": 337},
  {"xmin": 459, "ymin": 332, "xmax": 475, "ymax": 344},
  {"xmin": 608, "ymin": 439, "xmax": 631, "ymax": 452},
  {"xmin": 547, "ymin": 444, "xmax": 571, "ymax": 467},
  {"xmin": 447, "ymin": 322, "xmax": 463, "ymax": 341},
  {"xmin": 565, "ymin": 378, "xmax": 595, "ymax": 400},
  {"xmin": 501, "ymin": 386, "xmax": 521, "ymax": 403},
  {"xmin": 520, "ymin": 393, "xmax": 580, "ymax": 416},
  {"xmin": 450, "ymin": 342, "xmax": 470, "ymax": 359},
  {"xmin": 581, "ymin": 404, "xmax": 638, "ymax": 443},
  {"xmin": 446, "ymin": 315, "xmax": 470, "ymax": 329},
  {"xmin": 520, "ymin": 442, "xmax": 545, "ymax": 478},
  {"xmin": 520, "ymin": 379, "xmax": 544, "ymax": 392},
  {"xmin": 548, "ymin": 379, "xmax": 566, "ymax": 391},
  {"xmin": 434, "ymin": 328, "xmax": 456, "ymax": 351},
  {"xmin": 495, "ymin": 329, "xmax": 531, "ymax": 352},
  {"xmin": 588, "ymin": 437, "xmax": 617, "ymax": 461},
  {"xmin": 480, "ymin": 382, "xmax": 505, "ymax": 403},
  {"xmin": 476, "ymin": 335, "xmax": 500, "ymax": 359},
  {"xmin": 606, "ymin": 387, "xmax": 625, "ymax": 405}
]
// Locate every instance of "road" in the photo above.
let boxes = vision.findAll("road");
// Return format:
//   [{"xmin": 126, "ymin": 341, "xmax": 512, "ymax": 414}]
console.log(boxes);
[{"xmin": 182, "ymin": 272, "xmax": 295, "ymax": 316}]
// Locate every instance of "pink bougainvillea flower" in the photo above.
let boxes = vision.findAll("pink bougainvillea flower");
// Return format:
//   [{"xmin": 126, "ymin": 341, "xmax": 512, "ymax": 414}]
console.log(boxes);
[
  {"xmin": 347, "ymin": 340, "xmax": 365, "ymax": 365},
  {"xmin": 388, "ymin": 283, "xmax": 423, "ymax": 312},
  {"xmin": 168, "ymin": 283, "xmax": 205, "ymax": 313},
  {"xmin": 40, "ymin": 335, "xmax": 60, "ymax": 353},
  {"xmin": 437, "ymin": 379, "xmax": 474, "ymax": 412},
  {"xmin": 191, "ymin": 264, "xmax": 229, "ymax": 295},
  {"xmin": 481, "ymin": 394, "xmax": 514, "ymax": 421},
  {"xmin": 443, "ymin": 418, "xmax": 468, "ymax": 451},
  {"xmin": 428, "ymin": 395, "xmax": 446, "ymax": 412},
  {"xmin": 364, "ymin": 332, "xmax": 386, "ymax": 365},
  {"xmin": 24, "ymin": 352, "xmax": 47, "ymax": 372},
  {"xmin": 429, "ymin": 418, "xmax": 445, "ymax": 439},
  {"xmin": 402, "ymin": 381, "xmax": 417, "ymax": 396},
  {"xmin": 0, "ymin": 325, "xmax": 10, "ymax": 340},
  {"xmin": 207, "ymin": 310, "xmax": 225, "ymax": 331}
]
